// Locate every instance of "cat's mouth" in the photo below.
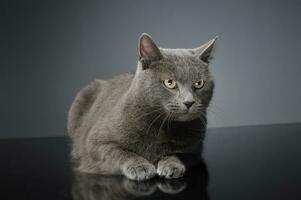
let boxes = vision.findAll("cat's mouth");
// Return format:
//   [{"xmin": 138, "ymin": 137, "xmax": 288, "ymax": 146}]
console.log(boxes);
[
  {"xmin": 165, "ymin": 109, "xmax": 199, "ymax": 121},
  {"xmin": 162, "ymin": 104, "xmax": 202, "ymax": 121}
]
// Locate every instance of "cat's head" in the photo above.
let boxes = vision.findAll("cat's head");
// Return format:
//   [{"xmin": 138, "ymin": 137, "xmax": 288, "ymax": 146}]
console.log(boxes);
[{"xmin": 133, "ymin": 33, "xmax": 217, "ymax": 122}]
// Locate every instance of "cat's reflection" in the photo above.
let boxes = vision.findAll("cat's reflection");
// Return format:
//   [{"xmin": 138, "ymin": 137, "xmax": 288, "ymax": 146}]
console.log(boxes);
[{"xmin": 72, "ymin": 159, "xmax": 208, "ymax": 200}]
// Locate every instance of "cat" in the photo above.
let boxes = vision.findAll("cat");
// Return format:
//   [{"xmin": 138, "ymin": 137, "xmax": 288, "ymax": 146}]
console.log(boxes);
[{"xmin": 67, "ymin": 33, "xmax": 217, "ymax": 180}]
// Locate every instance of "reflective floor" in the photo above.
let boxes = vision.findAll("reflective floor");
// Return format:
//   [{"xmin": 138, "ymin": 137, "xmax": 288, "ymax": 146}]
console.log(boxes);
[{"xmin": 1, "ymin": 123, "xmax": 301, "ymax": 199}]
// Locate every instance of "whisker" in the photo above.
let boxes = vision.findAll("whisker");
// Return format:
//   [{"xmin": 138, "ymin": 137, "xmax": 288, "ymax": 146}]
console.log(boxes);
[
  {"xmin": 145, "ymin": 111, "xmax": 166, "ymax": 135},
  {"xmin": 157, "ymin": 114, "xmax": 168, "ymax": 136},
  {"xmin": 167, "ymin": 112, "xmax": 173, "ymax": 130},
  {"xmin": 134, "ymin": 107, "xmax": 164, "ymax": 120}
]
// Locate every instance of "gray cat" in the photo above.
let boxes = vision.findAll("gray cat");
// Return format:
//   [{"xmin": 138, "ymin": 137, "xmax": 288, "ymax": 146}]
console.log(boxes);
[{"xmin": 67, "ymin": 33, "xmax": 217, "ymax": 180}]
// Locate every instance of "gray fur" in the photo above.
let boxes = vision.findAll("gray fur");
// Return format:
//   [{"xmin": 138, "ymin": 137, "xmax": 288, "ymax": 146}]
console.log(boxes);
[{"xmin": 67, "ymin": 33, "xmax": 217, "ymax": 180}]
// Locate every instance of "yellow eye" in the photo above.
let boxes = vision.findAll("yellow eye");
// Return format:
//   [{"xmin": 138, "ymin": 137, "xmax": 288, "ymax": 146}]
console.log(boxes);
[
  {"xmin": 163, "ymin": 80, "xmax": 177, "ymax": 89},
  {"xmin": 194, "ymin": 80, "xmax": 205, "ymax": 89}
]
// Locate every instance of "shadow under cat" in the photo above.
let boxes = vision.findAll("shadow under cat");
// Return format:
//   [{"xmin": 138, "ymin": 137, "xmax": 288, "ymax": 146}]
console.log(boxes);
[{"xmin": 71, "ymin": 159, "xmax": 209, "ymax": 200}]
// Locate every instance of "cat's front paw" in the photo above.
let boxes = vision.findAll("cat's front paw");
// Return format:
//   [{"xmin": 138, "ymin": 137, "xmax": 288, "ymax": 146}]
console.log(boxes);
[
  {"xmin": 122, "ymin": 160, "xmax": 156, "ymax": 181},
  {"xmin": 123, "ymin": 178, "xmax": 157, "ymax": 196},
  {"xmin": 157, "ymin": 159, "xmax": 186, "ymax": 179},
  {"xmin": 157, "ymin": 179, "xmax": 187, "ymax": 194}
]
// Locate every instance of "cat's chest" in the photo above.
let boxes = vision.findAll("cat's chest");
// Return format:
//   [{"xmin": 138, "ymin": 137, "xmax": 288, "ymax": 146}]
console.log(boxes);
[{"xmin": 125, "ymin": 125, "xmax": 204, "ymax": 162}]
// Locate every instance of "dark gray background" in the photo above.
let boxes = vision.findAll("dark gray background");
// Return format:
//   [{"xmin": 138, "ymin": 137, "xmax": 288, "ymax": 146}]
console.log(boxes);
[{"xmin": 1, "ymin": 0, "xmax": 301, "ymax": 138}]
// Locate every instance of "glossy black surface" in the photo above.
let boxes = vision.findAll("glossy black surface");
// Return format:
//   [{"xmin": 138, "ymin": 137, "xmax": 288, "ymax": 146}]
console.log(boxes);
[{"xmin": 1, "ymin": 123, "xmax": 301, "ymax": 199}]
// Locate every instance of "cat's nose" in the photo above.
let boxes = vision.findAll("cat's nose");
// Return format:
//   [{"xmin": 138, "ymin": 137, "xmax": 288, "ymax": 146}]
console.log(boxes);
[{"xmin": 183, "ymin": 101, "xmax": 195, "ymax": 109}]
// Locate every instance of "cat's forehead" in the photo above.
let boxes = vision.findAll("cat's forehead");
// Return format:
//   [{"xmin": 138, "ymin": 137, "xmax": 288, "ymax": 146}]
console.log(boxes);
[
  {"xmin": 150, "ymin": 56, "xmax": 210, "ymax": 82},
  {"xmin": 157, "ymin": 48, "xmax": 209, "ymax": 80}
]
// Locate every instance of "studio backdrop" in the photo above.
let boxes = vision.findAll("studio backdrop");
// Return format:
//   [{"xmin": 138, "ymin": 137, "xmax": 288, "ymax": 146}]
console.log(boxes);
[{"xmin": 1, "ymin": 0, "xmax": 301, "ymax": 138}]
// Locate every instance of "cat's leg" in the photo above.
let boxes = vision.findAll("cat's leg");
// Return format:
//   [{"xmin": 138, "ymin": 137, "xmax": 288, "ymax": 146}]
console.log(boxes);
[
  {"xmin": 89, "ymin": 143, "xmax": 156, "ymax": 181},
  {"xmin": 157, "ymin": 156, "xmax": 186, "ymax": 179}
]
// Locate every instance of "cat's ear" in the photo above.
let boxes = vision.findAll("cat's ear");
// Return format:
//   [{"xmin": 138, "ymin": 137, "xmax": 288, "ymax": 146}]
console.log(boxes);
[
  {"xmin": 138, "ymin": 33, "xmax": 163, "ymax": 69},
  {"xmin": 194, "ymin": 36, "xmax": 218, "ymax": 64}
]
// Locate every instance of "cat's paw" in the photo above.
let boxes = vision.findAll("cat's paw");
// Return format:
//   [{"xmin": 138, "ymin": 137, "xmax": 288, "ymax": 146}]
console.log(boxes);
[
  {"xmin": 157, "ymin": 179, "xmax": 187, "ymax": 194},
  {"xmin": 122, "ymin": 160, "xmax": 156, "ymax": 181},
  {"xmin": 123, "ymin": 178, "xmax": 157, "ymax": 196},
  {"xmin": 157, "ymin": 161, "xmax": 186, "ymax": 179}
]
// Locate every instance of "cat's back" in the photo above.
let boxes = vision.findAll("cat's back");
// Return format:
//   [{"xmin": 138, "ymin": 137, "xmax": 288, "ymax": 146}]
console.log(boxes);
[
  {"xmin": 67, "ymin": 73, "xmax": 134, "ymax": 136},
  {"xmin": 103, "ymin": 72, "xmax": 134, "ymax": 103}
]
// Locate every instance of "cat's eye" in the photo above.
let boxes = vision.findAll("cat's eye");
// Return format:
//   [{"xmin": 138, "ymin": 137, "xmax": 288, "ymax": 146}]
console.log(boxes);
[
  {"xmin": 194, "ymin": 80, "xmax": 205, "ymax": 89},
  {"xmin": 163, "ymin": 80, "xmax": 177, "ymax": 89}
]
